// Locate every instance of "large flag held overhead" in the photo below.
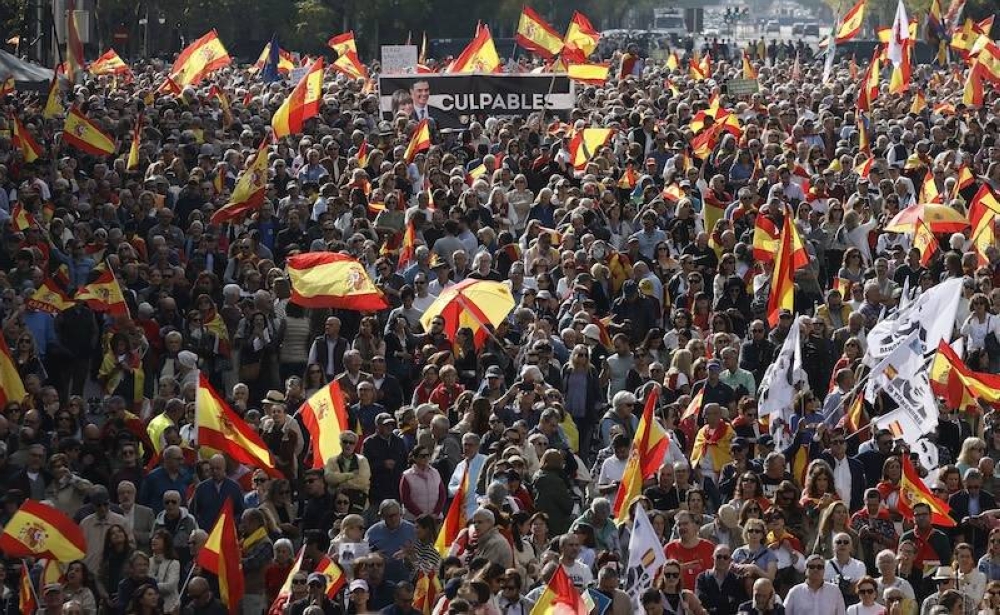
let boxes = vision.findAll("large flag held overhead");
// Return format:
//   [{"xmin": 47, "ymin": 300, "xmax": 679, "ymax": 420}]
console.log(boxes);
[
  {"xmin": 211, "ymin": 140, "xmax": 269, "ymax": 224},
  {"xmin": 835, "ymin": 0, "xmax": 866, "ymax": 43},
  {"xmin": 898, "ymin": 455, "xmax": 956, "ymax": 526},
  {"xmin": 869, "ymin": 330, "xmax": 939, "ymax": 446},
  {"xmin": 196, "ymin": 373, "xmax": 281, "ymax": 477},
  {"xmin": 169, "ymin": 30, "xmax": 231, "ymax": 87},
  {"xmin": 566, "ymin": 63, "xmax": 610, "ymax": 85},
  {"xmin": 127, "ymin": 113, "xmax": 143, "ymax": 171},
  {"xmin": 568, "ymin": 128, "xmax": 613, "ymax": 171},
  {"xmin": 327, "ymin": 31, "xmax": 358, "ymax": 56},
  {"xmin": 765, "ymin": 214, "xmax": 801, "ymax": 326},
  {"xmin": 197, "ymin": 499, "xmax": 244, "ymax": 615},
  {"xmin": 272, "ymin": 58, "xmax": 324, "ymax": 138},
  {"xmin": 758, "ymin": 315, "xmax": 806, "ymax": 421},
  {"xmin": 0, "ymin": 334, "xmax": 26, "ymax": 407},
  {"xmin": 63, "ymin": 107, "xmax": 116, "ymax": 157},
  {"xmin": 563, "ymin": 11, "xmax": 600, "ymax": 59},
  {"xmin": 332, "ymin": 50, "xmax": 368, "ymax": 80},
  {"xmin": 75, "ymin": 262, "xmax": 128, "ymax": 316},
  {"xmin": 529, "ymin": 564, "xmax": 589, "ymax": 615},
  {"xmin": 286, "ymin": 252, "xmax": 389, "ymax": 312},
  {"xmin": 612, "ymin": 387, "xmax": 668, "ymax": 517},
  {"xmin": 516, "ymin": 7, "xmax": 564, "ymax": 59},
  {"xmin": 42, "ymin": 76, "xmax": 63, "ymax": 119},
  {"xmin": 26, "ymin": 278, "xmax": 74, "ymax": 314},
  {"xmin": 257, "ymin": 35, "xmax": 293, "ymax": 82},
  {"xmin": 449, "ymin": 25, "xmax": 501, "ymax": 73},
  {"xmin": 299, "ymin": 380, "xmax": 350, "ymax": 468},
  {"xmin": 89, "ymin": 49, "xmax": 131, "ymax": 76},
  {"xmin": 11, "ymin": 115, "xmax": 43, "ymax": 163},
  {"xmin": 865, "ymin": 277, "xmax": 963, "ymax": 364},
  {"xmin": 0, "ymin": 500, "xmax": 87, "ymax": 561},
  {"xmin": 931, "ymin": 340, "xmax": 1000, "ymax": 411},
  {"xmin": 970, "ymin": 184, "xmax": 1000, "ymax": 264}
]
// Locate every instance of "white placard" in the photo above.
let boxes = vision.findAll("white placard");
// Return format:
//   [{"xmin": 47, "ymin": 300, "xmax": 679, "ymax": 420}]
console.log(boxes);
[{"xmin": 381, "ymin": 45, "xmax": 418, "ymax": 74}]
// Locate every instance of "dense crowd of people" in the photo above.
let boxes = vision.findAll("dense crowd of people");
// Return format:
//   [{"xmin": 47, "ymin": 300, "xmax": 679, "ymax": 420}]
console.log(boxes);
[{"xmin": 2, "ymin": 23, "xmax": 1000, "ymax": 615}]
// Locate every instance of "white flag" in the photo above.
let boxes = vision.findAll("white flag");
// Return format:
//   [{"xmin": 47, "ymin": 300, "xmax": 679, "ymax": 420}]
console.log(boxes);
[
  {"xmin": 758, "ymin": 316, "xmax": 807, "ymax": 419},
  {"xmin": 624, "ymin": 506, "xmax": 668, "ymax": 611},
  {"xmin": 869, "ymin": 330, "xmax": 939, "ymax": 446},
  {"xmin": 822, "ymin": 27, "xmax": 837, "ymax": 84},
  {"xmin": 865, "ymin": 277, "xmax": 962, "ymax": 366},
  {"xmin": 887, "ymin": 0, "xmax": 910, "ymax": 66}
]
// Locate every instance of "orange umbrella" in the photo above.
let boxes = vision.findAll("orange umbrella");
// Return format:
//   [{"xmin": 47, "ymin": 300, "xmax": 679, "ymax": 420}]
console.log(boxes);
[{"xmin": 885, "ymin": 202, "xmax": 968, "ymax": 234}]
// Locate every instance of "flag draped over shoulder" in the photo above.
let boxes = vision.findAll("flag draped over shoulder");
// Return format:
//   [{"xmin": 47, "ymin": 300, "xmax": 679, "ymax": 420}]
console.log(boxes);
[
  {"xmin": 197, "ymin": 499, "xmax": 244, "ymax": 615},
  {"xmin": 286, "ymin": 252, "xmax": 389, "ymax": 311},
  {"xmin": 299, "ymin": 380, "xmax": 350, "ymax": 468},
  {"xmin": 196, "ymin": 373, "xmax": 281, "ymax": 477},
  {"xmin": 0, "ymin": 500, "xmax": 87, "ymax": 561}
]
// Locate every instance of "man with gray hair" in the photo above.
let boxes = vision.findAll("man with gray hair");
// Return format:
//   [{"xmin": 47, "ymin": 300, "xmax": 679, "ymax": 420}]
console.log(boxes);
[
  {"xmin": 449, "ymin": 432, "xmax": 487, "ymax": 518},
  {"xmin": 472, "ymin": 508, "xmax": 512, "ymax": 568},
  {"xmin": 785, "ymin": 554, "xmax": 846, "ymax": 615},
  {"xmin": 364, "ymin": 500, "xmax": 416, "ymax": 583}
]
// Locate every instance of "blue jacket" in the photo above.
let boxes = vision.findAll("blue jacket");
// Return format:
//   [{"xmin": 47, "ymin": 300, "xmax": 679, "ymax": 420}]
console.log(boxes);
[
  {"xmin": 190, "ymin": 477, "xmax": 245, "ymax": 530},
  {"xmin": 138, "ymin": 466, "xmax": 193, "ymax": 513}
]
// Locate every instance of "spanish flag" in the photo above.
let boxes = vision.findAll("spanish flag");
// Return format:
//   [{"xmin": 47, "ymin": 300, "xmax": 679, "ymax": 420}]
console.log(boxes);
[
  {"xmin": 666, "ymin": 51, "xmax": 680, "ymax": 71},
  {"xmin": 839, "ymin": 393, "xmax": 866, "ymax": 432},
  {"xmin": 299, "ymin": 380, "xmax": 350, "ymax": 468},
  {"xmin": 449, "ymin": 25, "xmax": 501, "ymax": 73},
  {"xmin": 268, "ymin": 549, "xmax": 305, "ymax": 615},
  {"xmin": 435, "ymin": 465, "xmax": 469, "ymax": 556},
  {"xmin": 404, "ymin": 119, "xmax": 432, "ymax": 163},
  {"xmin": 0, "ymin": 334, "xmax": 26, "ymax": 408},
  {"xmin": 332, "ymin": 50, "xmax": 368, "ymax": 80},
  {"xmin": 42, "ymin": 76, "xmax": 63, "ymax": 119},
  {"xmin": 209, "ymin": 84, "xmax": 233, "ymax": 127},
  {"xmin": 11, "ymin": 115, "xmax": 43, "ymax": 163},
  {"xmin": 127, "ymin": 113, "xmax": 143, "ymax": 171},
  {"xmin": 10, "ymin": 203, "xmax": 38, "ymax": 231},
  {"xmin": 969, "ymin": 184, "xmax": 1000, "ymax": 265},
  {"xmin": 898, "ymin": 455, "xmax": 956, "ymax": 526},
  {"xmin": 89, "ymin": 48, "xmax": 131, "ymax": 76},
  {"xmin": 197, "ymin": 373, "xmax": 280, "ymax": 476},
  {"xmin": 251, "ymin": 42, "xmax": 295, "ymax": 74},
  {"xmin": 612, "ymin": 387, "xmax": 668, "ymax": 517},
  {"xmin": 75, "ymin": 262, "xmax": 128, "ymax": 316},
  {"xmin": 661, "ymin": 183, "xmax": 684, "ymax": 203},
  {"xmin": 752, "ymin": 214, "xmax": 781, "ymax": 263},
  {"xmin": 414, "ymin": 571, "xmax": 442, "ymax": 615},
  {"xmin": 919, "ymin": 171, "xmax": 942, "ymax": 203},
  {"xmin": 26, "ymin": 278, "xmax": 74, "ymax": 314},
  {"xmin": 529, "ymin": 564, "xmax": 589, "ymax": 615},
  {"xmin": 397, "ymin": 219, "xmax": 417, "ymax": 272},
  {"xmin": 356, "ymin": 139, "xmax": 369, "ymax": 167},
  {"xmin": 272, "ymin": 58, "xmax": 324, "ymax": 138},
  {"xmin": 954, "ymin": 164, "xmax": 975, "ymax": 198},
  {"xmin": 742, "ymin": 52, "xmax": 757, "ymax": 79},
  {"xmin": 563, "ymin": 11, "xmax": 600, "ymax": 58},
  {"xmin": 65, "ymin": 0, "xmax": 84, "ymax": 81},
  {"xmin": 516, "ymin": 7, "xmax": 564, "ymax": 59},
  {"xmin": 912, "ymin": 218, "xmax": 940, "ymax": 267},
  {"xmin": 930, "ymin": 340, "xmax": 1000, "ymax": 412},
  {"xmin": 617, "ymin": 166, "xmax": 638, "ymax": 190},
  {"xmin": 835, "ymin": 0, "xmax": 866, "ymax": 43},
  {"xmin": 63, "ymin": 107, "xmax": 115, "ymax": 157},
  {"xmin": 910, "ymin": 90, "xmax": 927, "ymax": 114},
  {"xmin": 169, "ymin": 29, "xmax": 231, "ymax": 87},
  {"xmin": 327, "ymin": 31, "xmax": 357, "ymax": 56},
  {"xmin": 19, "ymin": 562, "xmax": 36, "ymax": 615},
  {"xmin": 286, "ymin": 252, "xmax": 388, "ymax": 311},
  {"xmin": 963, "ymin": 62, "xmax": 986, "ymax": 107},
  {"xmin": 766, "ymin": 213, "xmax": 798, "ymax": 326},
  {"xmin": 211, "ymin": 140, "xmax": 269, "ymax": 224},
  {"xmin": 567, "ymin": 63, "xmax": 610, "ymax": 85},
  {"xmin": 978, "ymin": 41, "xmax": 1000, "ymax": 84},
  {"xmin": 314, "ymin": 555, "xmax": 346, "ymax": 596},
  {"xmin": 0, "ymin": 500, "xmax": 87, "ymax": 561},
  {"xmin": 568, "ymin": 128, "xmax": 612, "ymax": 172},
  {"xmin": 196, "ymin": 499, "xmax": 245, "ymax": 615}
]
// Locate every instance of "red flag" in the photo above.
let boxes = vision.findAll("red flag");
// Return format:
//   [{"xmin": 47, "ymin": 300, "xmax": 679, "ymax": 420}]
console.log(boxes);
[{"xmin": 196, "ymin": 499, "xmax": 245, "ymax": 614}]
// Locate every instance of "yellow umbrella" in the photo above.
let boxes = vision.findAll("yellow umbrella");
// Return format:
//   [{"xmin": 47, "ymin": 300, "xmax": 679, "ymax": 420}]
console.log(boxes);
[
  {"xmin": 419, "ymin": 279, "xmax": 514, "ymax": 347},
  {"xmin": 884, "ymin": 202, "xmax": 968, "ymax": 234}
]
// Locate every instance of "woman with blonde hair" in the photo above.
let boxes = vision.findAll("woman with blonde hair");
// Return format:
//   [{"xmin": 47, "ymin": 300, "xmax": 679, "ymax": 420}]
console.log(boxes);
[
  {"xmin": 811, "ymin": 501, "xmax": 859, "ymax": 559},
  {"xmin": 958, "ymin": 437, "xmax": 988, "ymax": 477},
  {"xmin": 733, "ymin": 518, "xmax": 778, "ymax": 596}
]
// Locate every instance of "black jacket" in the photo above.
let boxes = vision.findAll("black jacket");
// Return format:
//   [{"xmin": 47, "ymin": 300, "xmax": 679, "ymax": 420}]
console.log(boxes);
[{"xmin": 695, "ymin": 569, "xmax": 748, "ymax": 615}]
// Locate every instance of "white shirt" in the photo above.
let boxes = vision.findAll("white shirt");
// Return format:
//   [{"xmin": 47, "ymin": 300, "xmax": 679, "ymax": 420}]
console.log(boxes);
[
  {"xmin": 598, "ymin": 456, "xmax": 628, "ymax": 489},
  {"xmin": 562, "ymin": 560, "xmax": 593, "ymax": 589},
  {"xmin": 785, "ymin": 581, "xmax": 847, "ymax": 615},
  {"xmin": 832, "ymin": 455, "xmax": 852, "ymax": 506},
  {"xmin": 824, "ymin": 558, "xmax": 867, "ymax": 586}
]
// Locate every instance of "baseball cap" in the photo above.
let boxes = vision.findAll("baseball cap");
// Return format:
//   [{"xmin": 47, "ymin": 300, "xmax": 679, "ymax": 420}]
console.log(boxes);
[
  {"xmin": 349, "ymin": 580, "xmax": 369, "ymax": 592},
  {"xmin": 307, "ymin": 573, "xmax": 328, "ymax": 586},
  {"xmin": 375, "ymin": 413, "xmax": 396, "ymax": 426}
]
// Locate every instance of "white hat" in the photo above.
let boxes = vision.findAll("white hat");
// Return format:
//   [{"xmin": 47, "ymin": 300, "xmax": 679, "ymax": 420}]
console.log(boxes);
[
  {"xmin": 582, "ymin": 324, "xmax": 602, "ymax": 342},
  {"xmin": 177, "ymin": 351, "xmax": 198, "ymax": 370}
]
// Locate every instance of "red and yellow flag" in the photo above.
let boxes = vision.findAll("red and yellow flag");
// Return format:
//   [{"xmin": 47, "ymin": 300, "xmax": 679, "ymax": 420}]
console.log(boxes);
[
  {"xmin": 617, "ymin": 166, "xmax": 638, "ymax": 190},
  {"xmin": 516, "ymin": 7, "xmax": 563, "ymax": 59},
  {"xmin": 251, "ymin": 42, "xmax": 295, "ymax": 74},
  {"xmin": 26, "ymin": 278, "xmax": 74, "ymax": 314},
  {"xmin": 127, "ymin": 113, "xmax": 143, "ymax": 171},
  {"xmin": 404, "ymin": 119, "xmax": 432, "ymax": 162},
  {"xmin": 930, "ymin": 340, "xmax": 1000, "ymax": 412},
  {"xmin": 567, "ymin": 63, "xmax": 609, "ymax": 85},
  {"xmin": 613, "ymin": 387, "xmax": 668, "ymax": 517},
  {"xmin": 314, "ymin": 555, "xmax": 346, "ymax": 596},
  {"xmin": 530, "ymin": 564, "xmax": 589, "ymax": 615},
  {"xmin": 19, "ymin": 561, "xmax": 36, "ymax": 615},
  {"xmin": 332, "ymin": 50, "xmax": 368, "ymax": 80},
  {"xmin": 196, "ymin": 373, "xmax": 281, "ymax": 477},
  {"xmin": 272, "ymin": 58, "xmax": 324, "ymax": 138},
  {"xmin": 11, "ymin": 115, "xmax": 43, "ymax": 163},
  {"xmin": 414, "ymin": 570, "xmax": 442, "ymax": 615},
  {"xmin": 742, "ymin": 52, "xmax": 757, "ymax": 79},
  {"xmin": 840, "ymin": 393, "xmax": 866, "ymax": 432},
  {"xmin": 955, "ymin": 164, "xmax": 976, "ymax": 197},
  {"xmin": 63, "ymin": 107, "xmax": 116, "ymax": 157},
  {"xmin": 327, "ymin": 31, "xmax": 358, "ymax": 56},
  {"xmin": 568, "ymin": 128, "xmax": 613, "ymax": 172},
  {"xmin": 766, "ymin": 213, "xmax": 798, "ymax": 326},
  {"xmin": 898, "ymin": 455, "xmax": 956, "ymax": 526},
  {"xmin": 286, "ymin": 252, "xmax": 389, "ymax": 311},
  {"xmin": 197, "ymin": 499, "xmax": 244, "ymax": 615},
  {"xmin": 563, "ymin": 11, "xmax": 600, "ymax": 59},
  {"xmin": 0, "ymin": 334, "xmax": 26, "ymax": 408},
  {"xmin": 435, "ymin": 466, "xmax": 469, "ymax": 556},
  {"xmin": 913, "ymin": 218, "xmax": 940, "ymax": 267},
  {"xmin": 211, "ymin": 139, "xmax": 269, "ymax": 224},
  {"xmin": 169, "ymin": 29, "xmax": 231, "ymax": 87},
  {"xmin": 450, "ymin": 25, "xmax": 501, "ymax": 73},
  {"xmin": 209, "ymin": 85, "xmax": 233, "ymax": 127},
  {"xmin": 10, "ymin": 203, "xmax": 37, "ymax": 231},
  {"xmin": 919, "ymin": 171, "xmax": 942, "ymax": 203},
  {"xmin": 969, "ymin": 184, "xmax": 1000, "ymax": 265},
  {"xmin": 76, "ymin": 262, "xmax": 128, "ymax": 316},
  {"xmin": 680, "ymin": 388, "xmax": 704, "ymax": 424},
  {"xmin": 356, "ymin": 139, "xmax": 369, "ymax": 168},
  {"xmin": 666, "ymin": 51, "xmax": 680, "ymax": 71},
  {"xmin": 65, "ymin": 0, "xmax": 84, "ymax": 81},
  {"xmin": 268, "ymin": 549, "xmax": 305, "ymax": 615},
  {"xmin": 835, "ymin": 0, "xmax": 866, "ymax": 43},
  {"xmin": 752, "ymin": 215, "xmax": 780, "ymax": 263},
  {"xmin": 89, "ymin": 48, "xmax": 131, "ymax": 76},
  {"xmin": 963, "ymin": 62, "xmax": 986, "ymax": 106},
  {"xmin": 299, "ymin": 380, "xmax": 350, "ymax": 468},
  {"xmin": 397, "ymin": 219, "xmax": 417, "ymax": 272},
  {"xmin": 910, "ymin": 90, "xmax": 927, "ymax": 114},
  {"xmin": 42, "ymin": 76, "xmax": 63, "ymax": 119},
  {"xmin": 0, "ymin": 500, "xmax": 86, "ymax": 561}
]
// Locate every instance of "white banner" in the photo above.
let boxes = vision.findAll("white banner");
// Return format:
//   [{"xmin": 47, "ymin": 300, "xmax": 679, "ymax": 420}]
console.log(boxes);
[
  {"xmin": 624, "ymin": 506, "xmax": 667, "ymax": 611},
  {"xmin": 865, "ymin": 277, "xmax": 962, "ymax": 366},
  {"xmin": 758, "ymin": 316, "xmax": 807, "ymax": 419},
  {"xmin": 868, "ymin": 330, "xmax": 939, "ymax": 446}
]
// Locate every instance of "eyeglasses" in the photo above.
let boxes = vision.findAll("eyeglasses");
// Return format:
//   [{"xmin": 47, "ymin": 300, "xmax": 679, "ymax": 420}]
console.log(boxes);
[
  {"xmin": 835, "ymin": 540, "xmax": 851, "ymax": 545},
  {"xmin": 341, "ymin": 440, "xmax": 357, "ymax": 446},
  {"xmin": 747, "ymin": 529, "xmax": 763, "ymax": 534},
  {"xmin": 336, "ymin": 499, "xmax": 351, "ymax": 505},
  {"xmin": 292, "ymin": 579, "xmax": 307, "ymax": 585},
  {"xmin": 662, "ymin": 572, "xmax": 680, "ymax": 578},
  {"xmin": 164, "ymin": 499, "xmax": 180, "ymax": 505},
  {"xmin": 807, "ymin": 564, "xmax": 825, "ymax": 570},
  {"xmin": 858, "ymin": 588, "xmax": 875, "ymax": 595},
  {"xmin": 715, "ymin": 554, "xmax": 731, "ymax": 560}
]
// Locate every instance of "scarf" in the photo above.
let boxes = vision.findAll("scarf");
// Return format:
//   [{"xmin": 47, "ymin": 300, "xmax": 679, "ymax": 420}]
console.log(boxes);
[{"xmin": 241, "ymin": 526, "xmax": 268, "ymax": 551}]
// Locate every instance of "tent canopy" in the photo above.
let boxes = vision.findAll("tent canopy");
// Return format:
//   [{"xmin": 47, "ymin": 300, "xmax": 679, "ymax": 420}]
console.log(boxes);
[{"xmin": 0, "ymin": 50, "xmax": 55, "ymax": 91}]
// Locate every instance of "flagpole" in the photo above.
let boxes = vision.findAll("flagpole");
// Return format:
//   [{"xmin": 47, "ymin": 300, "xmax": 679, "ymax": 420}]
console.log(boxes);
[
  {"xmin": 177, "ymin": 558, "xmax": 198, "ymax": 598},
  {"xmin": 24, "ymin": 560, "xmax": 40, "ymax": 608}
]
